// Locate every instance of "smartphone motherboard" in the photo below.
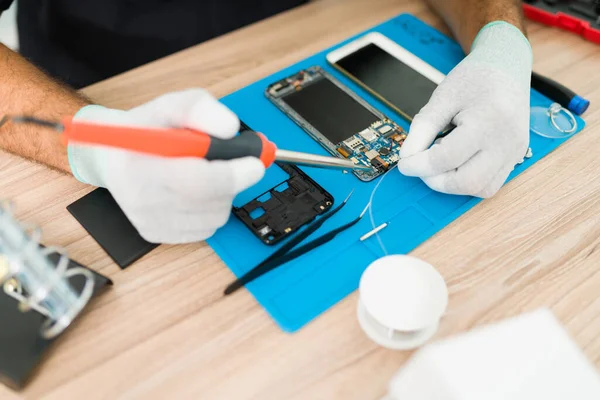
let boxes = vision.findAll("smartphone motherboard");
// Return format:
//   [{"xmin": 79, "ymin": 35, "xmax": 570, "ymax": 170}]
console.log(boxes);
[{"xmin": 265, "ymin": 66, "xmax": 407, "ymax": 181}]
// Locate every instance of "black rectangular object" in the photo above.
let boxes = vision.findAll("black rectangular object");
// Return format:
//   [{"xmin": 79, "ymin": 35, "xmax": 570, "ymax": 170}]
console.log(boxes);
[
  {"xmin": 67, "ymin": 188, "xmax": 158, "ymax": 269},
  {"xmin": 335, "ymin": 43, "xmax": 439, "ymax": 121},
  {"xmin": 0, "ymin": 254, "xmax": 111, "ymax": 390},
  {"xmin": 232, "ymin": 163, "xmax": 334, "ymax": 245}
]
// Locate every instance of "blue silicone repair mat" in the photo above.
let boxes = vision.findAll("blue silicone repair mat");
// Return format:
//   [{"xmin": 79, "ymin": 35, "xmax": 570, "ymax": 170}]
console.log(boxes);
[{"xmin": 207, "ymin": 14, "xmax": 586, "ymax": 332}]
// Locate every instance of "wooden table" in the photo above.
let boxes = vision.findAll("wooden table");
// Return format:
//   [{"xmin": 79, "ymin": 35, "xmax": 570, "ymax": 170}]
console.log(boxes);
[{"xmin": 2, "ymin": 0, "xmax": 600, "ymax": 398}]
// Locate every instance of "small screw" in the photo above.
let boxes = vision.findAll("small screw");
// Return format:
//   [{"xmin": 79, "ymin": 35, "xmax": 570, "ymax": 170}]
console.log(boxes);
[{"xmin": 525, "ymin": 148, "xmax": 533, "ymax": 158}]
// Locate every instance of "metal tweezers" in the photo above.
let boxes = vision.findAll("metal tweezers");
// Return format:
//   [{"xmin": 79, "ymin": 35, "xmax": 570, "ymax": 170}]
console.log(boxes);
[{"xmin": 224, "ymin": 190, "xmax": 365, "ymax": 295}]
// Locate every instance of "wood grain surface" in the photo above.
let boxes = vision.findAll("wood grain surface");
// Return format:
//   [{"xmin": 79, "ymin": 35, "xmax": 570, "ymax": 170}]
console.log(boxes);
[{"xmin": 2, "ymin": 0, "xmax": 600, "ymax": 398}]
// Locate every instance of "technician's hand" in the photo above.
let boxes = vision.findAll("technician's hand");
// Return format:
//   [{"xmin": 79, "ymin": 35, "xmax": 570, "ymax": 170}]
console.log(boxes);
[
  {"xmin": 68, "ymin": 89, "xmax": 265, "ymax": 244},
  {"xmin": 398, "ymin": 22, "xmax": 532, "ymax": 198}
]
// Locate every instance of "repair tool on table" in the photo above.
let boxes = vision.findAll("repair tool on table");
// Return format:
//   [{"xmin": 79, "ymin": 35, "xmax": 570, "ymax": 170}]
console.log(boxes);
[
  {"xmin": 0, "ymin": 201, "xmax": 95, "ymax": 340},
  {"xmin": 225, "ymin": 190, "xmax": 369, "ymax": 295},
  {"xmin": 0, "ymin": 201, "xmax": 112, "ymax": 390},
  {"xmin": 0, "ymin": 115, "xmax": 372, "ymax": 172},
  {"xmin": 523, "ymin": 0, "xmax": 600, "ymax": 45}
]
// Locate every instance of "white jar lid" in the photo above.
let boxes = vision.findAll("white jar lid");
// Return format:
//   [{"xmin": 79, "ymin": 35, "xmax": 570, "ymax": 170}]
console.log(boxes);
[
  {"xmin": 357, "ymin": 299, "xmax": 441, "ymax": 350},
  {"xmin": 359, "ymin": 255, "xmax": 448, "ymax": 333}
]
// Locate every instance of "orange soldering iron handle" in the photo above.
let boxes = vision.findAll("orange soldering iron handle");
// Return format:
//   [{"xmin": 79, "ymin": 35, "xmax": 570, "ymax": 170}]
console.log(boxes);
[{"xmin": 60, "ymin": 118, "xmax": 278, "ymax": 168}]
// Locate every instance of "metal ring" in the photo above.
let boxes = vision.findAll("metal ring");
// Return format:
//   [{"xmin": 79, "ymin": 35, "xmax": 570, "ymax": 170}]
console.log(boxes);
[{"xmin": 549, "ymin": 103, "xmax": 577, "ymax": 135}]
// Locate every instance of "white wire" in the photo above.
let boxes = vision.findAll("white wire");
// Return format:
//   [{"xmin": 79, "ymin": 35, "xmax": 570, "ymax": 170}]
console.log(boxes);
[{"xmin": 367, "ymin": 165, "xmax": 398, "ymax": 257}]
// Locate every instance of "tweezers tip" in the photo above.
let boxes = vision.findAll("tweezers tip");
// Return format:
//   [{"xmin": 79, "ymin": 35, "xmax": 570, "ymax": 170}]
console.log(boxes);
[
  {"xmin": 359, "ymin": 202, "xmax": 371, "ymax": 219},
  {"xmin": 224, "ymin": 281, "xmax": 242, "ymax": 296},
  {"xmin": 343, "ymin": 188, "xmax": 356, "ymax": 204}
]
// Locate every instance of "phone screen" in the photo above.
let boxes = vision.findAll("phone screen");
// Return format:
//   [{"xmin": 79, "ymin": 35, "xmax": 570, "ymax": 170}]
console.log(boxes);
[
  {"xmin": 334, "ymin": 43, "xmax": 438, "ymax": 120},
  {"xmin": 282, "ymin": 76, "xmax": 380, "ymax": 144}
]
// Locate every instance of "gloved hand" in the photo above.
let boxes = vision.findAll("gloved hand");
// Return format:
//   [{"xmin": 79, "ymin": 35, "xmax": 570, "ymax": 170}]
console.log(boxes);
[
  {"xmin": 68, "ymin": 89, "xmax": 265, "ymax": 244},
  {"xmin": 398, "ymin": 22, "xmax": 533, "ymax": 198}
]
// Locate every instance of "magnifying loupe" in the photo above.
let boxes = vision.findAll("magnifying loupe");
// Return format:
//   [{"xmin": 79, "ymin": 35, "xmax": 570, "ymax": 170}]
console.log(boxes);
[{"xmin": 530, "ymin": 102, "xmax": 578, "ymax": 139}]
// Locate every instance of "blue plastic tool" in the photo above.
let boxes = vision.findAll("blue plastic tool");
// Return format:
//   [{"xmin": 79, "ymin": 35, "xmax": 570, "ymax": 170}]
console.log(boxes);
[
  {"xmin": 569, "ymin": 96, "xmax": 590, "ymax": 116},
  {"xmin": 207, "ymin": 14, "xmax": 586, "ymax": 333}
]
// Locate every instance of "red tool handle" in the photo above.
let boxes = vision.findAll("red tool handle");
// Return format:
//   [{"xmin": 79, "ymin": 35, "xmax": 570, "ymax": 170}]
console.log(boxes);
[
  {"xmin": 60, "ymin": 117, "xmax": 278, "ymax": 167},
  {"xmin": 523, "ymin": 3, "xmax": 600, "ymax": 45}
]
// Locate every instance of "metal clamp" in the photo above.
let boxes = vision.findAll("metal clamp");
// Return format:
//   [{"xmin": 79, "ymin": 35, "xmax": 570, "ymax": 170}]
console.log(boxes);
[{"xmin": 0, "ymin": 201, "xmax": 95, "ymax": 339}]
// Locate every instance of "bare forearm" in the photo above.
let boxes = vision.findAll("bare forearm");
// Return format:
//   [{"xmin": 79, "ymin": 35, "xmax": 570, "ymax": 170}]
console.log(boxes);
[
  {"xmin": 426, "ymin": 0, "xmax": 526, "ymax": 53},
  {"xmin": 0, "ymin": 44, "xmax": 90, "ymax": 172}
]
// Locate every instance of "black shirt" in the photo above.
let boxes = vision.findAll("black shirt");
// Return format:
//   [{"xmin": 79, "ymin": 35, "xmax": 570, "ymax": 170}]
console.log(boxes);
[{"xmin": 1, "ymin": 0, "xmax": 308, "ymax": 88}]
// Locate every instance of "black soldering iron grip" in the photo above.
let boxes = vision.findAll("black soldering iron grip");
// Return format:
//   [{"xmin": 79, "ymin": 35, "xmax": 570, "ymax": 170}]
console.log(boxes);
[{"xmin": 204, "ymin": 130, "xmax": 264, "ymax": 161}]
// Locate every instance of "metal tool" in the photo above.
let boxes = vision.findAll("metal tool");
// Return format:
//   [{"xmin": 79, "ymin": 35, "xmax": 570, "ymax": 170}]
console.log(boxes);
[
  {"xmin": 0, "ymin": 116, "xmax": 372, "ymax": 171},
  {"xmin": 0, "ymin": 201, "xmax": 95, "ymax": 339},
  {"xmin": 224, "ymin": 191, "xmax": 370, "ymax": 296}
]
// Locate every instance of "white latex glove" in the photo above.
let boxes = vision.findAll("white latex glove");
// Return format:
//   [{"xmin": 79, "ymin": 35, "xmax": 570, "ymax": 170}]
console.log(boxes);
[
  {"xmin": 68, "ymin": 89, "xmax": 265, "ymax": 244},
  {"xmin": 398, "ymin": 22, "xmax": 533, "ymax": 198}
]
